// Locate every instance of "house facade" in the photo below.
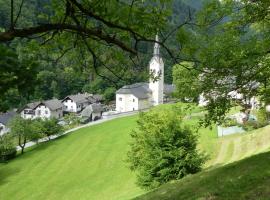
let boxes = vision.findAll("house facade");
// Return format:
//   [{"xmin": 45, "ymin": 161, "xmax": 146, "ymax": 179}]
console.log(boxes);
[
  {"xmin": 20, "ymin": 99, "xmax": 63, "ymax": 120},
  {"xmin": 62, "ymin": 93, "xmax": 102, "ymax": 113}
]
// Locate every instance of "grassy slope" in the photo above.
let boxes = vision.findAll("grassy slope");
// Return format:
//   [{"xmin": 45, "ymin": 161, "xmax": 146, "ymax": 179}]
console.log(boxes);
[
  {"xmin": 136, "ymin": 124, "xmax": 270, "ymax": 200},
  {"xmin": 1, "ymin": 104, "xmax": 270, "ymax": 200},
  {"xmin": 0, "ymin": 115, "xmax": 143, "ymax": 200},
  {"xmin": 136, "ymin": 150, "xmax": 270, "ymax": 200}
]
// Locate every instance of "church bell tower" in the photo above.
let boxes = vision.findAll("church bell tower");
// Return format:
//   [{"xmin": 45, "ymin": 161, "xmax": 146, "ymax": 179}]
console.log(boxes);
[{"xmin": 149, "ymin": 35, "xmax": 164, "ymax": 105}]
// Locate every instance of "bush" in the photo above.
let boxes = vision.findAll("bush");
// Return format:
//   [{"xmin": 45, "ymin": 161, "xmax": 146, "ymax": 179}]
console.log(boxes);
[
  {"xmin": 222, "ymin": 118, "xmax": 238, "ymax": 127},
  {"xmin": 256, "ymin": 108, "xmax": 269, "ymax": 128},
  {"xmin": 0, "ymin": 135, "xmax": 17, "ymax": 162},
  {"xmin": 0, "ymin": 148, "xmax": 17, "ymax": 162},
  {"xmin": 241, "ymin": 121, "xmax": 258, "ymax": 131},
  {"xmin": 127, "ymin": 108, "xmax": 206, "ymax": 189}
]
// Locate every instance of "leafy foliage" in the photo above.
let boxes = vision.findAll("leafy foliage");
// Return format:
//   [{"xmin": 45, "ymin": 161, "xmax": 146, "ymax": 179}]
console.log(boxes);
[
  {"xmin": 63, "ymin": 113, "xmax": 80, "ymax": 126},
  {"xmin": 127, "ymin": 106, "xmax": 205, "ymax": 189},
  {"xmin": 39, "ymin": 118, "xmax": 63, "ymax": 140},
  {"xmin": 0, "ymin": 134, "xmax": 16, "ymax": 161},
  {"xmin": 172, "ymin": 62, "xmax": 200, "ymax": 101},
  {"xmin": 9, "ymin": 116, "xmax": 43, "ymax": 154}
]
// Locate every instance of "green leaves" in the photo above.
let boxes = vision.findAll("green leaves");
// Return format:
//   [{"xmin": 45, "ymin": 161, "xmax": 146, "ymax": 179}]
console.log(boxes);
[
  {"xmin": 127, "ymin": 106, "xmax": 205, "ymax": 189},
  {"xmin": 173, "ymin": 62, "xmax": 201, "ymax": 102}
]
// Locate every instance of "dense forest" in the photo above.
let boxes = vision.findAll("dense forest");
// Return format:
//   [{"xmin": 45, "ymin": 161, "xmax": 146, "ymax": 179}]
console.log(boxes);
[{"xmin": 0, "ymin": 0, "xmax": 207, "ymax": 111}]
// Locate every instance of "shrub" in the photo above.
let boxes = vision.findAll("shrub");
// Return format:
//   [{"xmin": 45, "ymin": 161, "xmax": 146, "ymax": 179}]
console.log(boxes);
[
  {"xmin": 256, "ymin": 108, "xmax": 269, "ymax": 128},
  {"xmin": 127, "ymin": 108, "xmax": 206, "ymax": 189},
  {"xmin": 1, "ymin": 148, "xmax": 17, "ymax": 161},
  {"xmin": 222, "ymin": 118, "xmax": 238, "ymax": 127},
  {"xmin": 241, "ymin": 121, "xmax": 258, "ymax": 131},
  {"xmin": 0, "ymin": 135, "xmax": 17, "ymax": 162}
]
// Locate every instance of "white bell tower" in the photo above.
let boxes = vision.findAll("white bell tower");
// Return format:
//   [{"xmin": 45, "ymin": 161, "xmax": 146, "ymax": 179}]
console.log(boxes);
[{"xmin": 149, "ymin": 35, "xmax": 164, "ymax": 106}]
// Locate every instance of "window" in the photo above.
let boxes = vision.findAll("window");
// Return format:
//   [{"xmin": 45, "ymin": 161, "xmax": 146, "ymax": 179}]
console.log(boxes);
[
  {"xmin": 37, "ymin": 110, "xmax": 41, "ymax": 116},
  {"xmin": 133, "ymin": 99, "xmax": 135, "ymax": 102},
  {"xmin": 45, "ymin": 110, "xmax": 48, "ymax": 114},
  {"xmin": 65, "ymin": 106, "xmax": 68, "ymax": 109},
  {"xmin": 119, "ymin": 97, "xmax": 122, "ymax": 101},
  {"xmin": 133, "ymin": 108, "xmax": 135, "ymax": 111}
]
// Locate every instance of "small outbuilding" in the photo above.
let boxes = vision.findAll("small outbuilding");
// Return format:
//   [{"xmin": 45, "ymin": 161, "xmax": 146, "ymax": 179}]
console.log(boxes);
[{"xmin": 81, "ymin": 103, "xmax": 103, "ymax": 123}]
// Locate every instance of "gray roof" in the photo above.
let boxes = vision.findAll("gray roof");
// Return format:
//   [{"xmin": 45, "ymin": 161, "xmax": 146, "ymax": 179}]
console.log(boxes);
[
  {"xmin": 43, "ymin": 99, "xmax": 63, "ymax": 110},
  {"xmin": 26, "ymin": 102, "xmax": 41, "ymax": 109},
  {"xmin": 63, "ymin": 93, "xmax": 92, "ymax": 104},
  {"xmin": 87, "ymin": 94, "xmax": 103, "ymax": 104},
  {"xmin": 0, "ymin": 111, "xmax": 16, "ymax": 125},
  {"xmin": 116, "ymin": 83, "xmax": 151, "ymax": 99},
  {"xmin": 116, "ymin": 83, "xmax": 175, "ymax": 99},
  {"xmin": 81, "ymin": 104, "xmax": 103, "ymax": 117},
  {"xmin": 92, "ymin": 94, "xmax": 103, "ymax": 102},
  {"xmin": 164, "ymin": 84, "xmax": 175, "ymax": 95},
  {"xmin": 22, "ymin": 99, "xmax": 63, "ymax": 112}
]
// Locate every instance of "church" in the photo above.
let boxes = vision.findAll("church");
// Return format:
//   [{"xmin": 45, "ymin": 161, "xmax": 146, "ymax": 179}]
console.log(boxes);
[{"xmin": 115, "ymin": 35, "xmax": 174, "ymax": 112}]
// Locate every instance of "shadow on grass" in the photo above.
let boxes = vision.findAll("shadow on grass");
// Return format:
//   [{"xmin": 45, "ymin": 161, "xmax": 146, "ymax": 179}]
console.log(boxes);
[
  {"xmin": 0, "ymin": 165, "xmax": 20, "ymax": 186},
  {"xmin": 136, "ymin": 151, "xmax": 270, "ymax": 200}
]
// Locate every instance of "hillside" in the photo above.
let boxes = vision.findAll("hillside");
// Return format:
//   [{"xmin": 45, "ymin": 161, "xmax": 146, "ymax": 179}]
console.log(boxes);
[
  {"xmin": 136, "ymin": 150, "xmax": 270, "ymax": 200},
  {"xmin": 136, "ymin": 125, "xmax": 270, "ymax": 200},
  {"xmin": 1, "ymin": 109, "xmax": 270, "ymax": 200},
  {"xmin": 0, "ymin": 115, "xmax": 143, "ymax": 200}
]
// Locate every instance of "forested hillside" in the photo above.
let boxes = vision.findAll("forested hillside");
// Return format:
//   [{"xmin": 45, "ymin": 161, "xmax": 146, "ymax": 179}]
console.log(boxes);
[{"xmin": 0, "ymin": 0, "xmax": 206, "ymax": 111}]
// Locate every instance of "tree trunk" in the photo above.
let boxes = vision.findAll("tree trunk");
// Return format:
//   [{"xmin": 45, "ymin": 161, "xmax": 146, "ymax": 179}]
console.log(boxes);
[
  {"xmin": 21, "ymin": 146, "xmax": 24, "ymax": 154},
  {"xmin": 19, "ymin": 137, "xmax": 26, "ymax": 154}
]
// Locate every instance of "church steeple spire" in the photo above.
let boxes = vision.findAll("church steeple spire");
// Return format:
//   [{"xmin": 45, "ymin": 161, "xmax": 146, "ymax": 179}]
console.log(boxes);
[{"xmin": 153, "ymin": 34, "xmax": 160, "ymax": 57}]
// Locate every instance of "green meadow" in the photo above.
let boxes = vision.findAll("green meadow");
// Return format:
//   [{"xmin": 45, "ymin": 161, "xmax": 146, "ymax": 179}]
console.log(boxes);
[{"xmin": 1, "ymin": 105, "xmax": 270, "ymax": 200}]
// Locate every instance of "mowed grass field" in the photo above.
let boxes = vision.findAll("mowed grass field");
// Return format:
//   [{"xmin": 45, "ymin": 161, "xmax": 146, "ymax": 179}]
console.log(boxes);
[
  {"xmin": 0, "ymin": 115, "xmax": 144, "ymax": 200},
  {"xmin": 1, "ymin": 104, "xmax": 270, "ymax": 200},
  {"xmin": 136, "ymin": 148, "xmax": 270, "ymax": 200}
]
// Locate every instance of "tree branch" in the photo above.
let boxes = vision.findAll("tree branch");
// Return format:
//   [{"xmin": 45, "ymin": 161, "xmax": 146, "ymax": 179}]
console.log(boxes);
[{"xmin": 0, "ymin": 23, "xmax": 137, "ymax": 54}]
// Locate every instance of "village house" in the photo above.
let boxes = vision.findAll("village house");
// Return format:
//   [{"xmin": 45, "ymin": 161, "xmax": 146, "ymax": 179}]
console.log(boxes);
[
  {"xmin": 115, "ymin": 35, "xmax": 175, "ymax": 112},
  {"xmin": 81, "ymin": 103, "xmax": 103, "ymax": 123},
  {"xmin": 0, "ymin": 111, "xmax": 16, "ymax": 135},
  {"xmin": 62, "ymin": 93, "xmax": 103, "ymax": 113},
  {"xmin": 20, "ymin": 99, "xmax": 63, "ymax": 120}
]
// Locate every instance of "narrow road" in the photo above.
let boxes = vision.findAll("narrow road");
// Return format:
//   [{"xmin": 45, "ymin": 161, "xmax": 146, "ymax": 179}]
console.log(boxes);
[{"xmin": 16, "ymin": 111, "xmax": 138, "ymax": 151}]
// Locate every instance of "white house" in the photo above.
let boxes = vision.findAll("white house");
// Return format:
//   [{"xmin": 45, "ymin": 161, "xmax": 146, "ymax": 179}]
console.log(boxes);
[
  {"xmin": 115, "ymin": 35, "xmax": 174, "ymax": 112},
  {"xmin": 0, "ymin": 111, "xmax": 16, "ymax": 135},
  {"xmin": 62, "ymin": 93, "xmax": 102, "ymax": 113},
  {"xmin": 20, "ymin": 99, "xmax": 63, "ymax": 120}
]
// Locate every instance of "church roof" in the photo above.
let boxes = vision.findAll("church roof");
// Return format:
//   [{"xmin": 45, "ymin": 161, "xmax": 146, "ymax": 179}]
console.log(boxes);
[
  {"xmin": 116, "ymin": 83, "xmax": 151, "ymax": 99},
  {"xmin": 116, "ymin": 83, "xmax": 175, "ymax": 99}
]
